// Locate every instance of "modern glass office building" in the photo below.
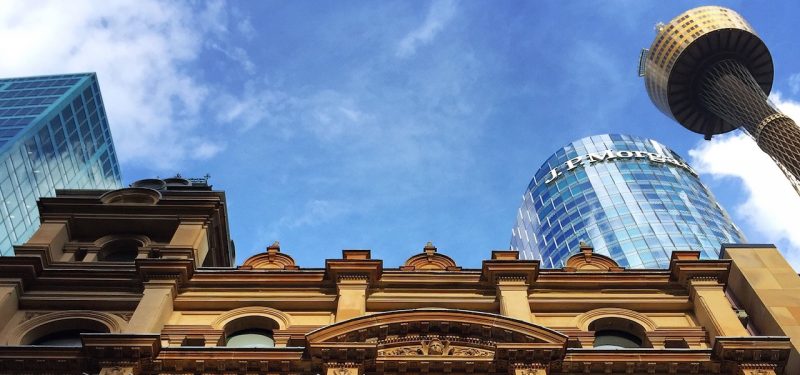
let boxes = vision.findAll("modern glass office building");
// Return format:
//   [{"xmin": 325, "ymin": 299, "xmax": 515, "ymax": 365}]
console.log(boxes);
[
  {"xmin": 0, "ymin": 73, "xmax": 121, "ymax": 255},
  {"xmin": 510, "ymin": 134, "xmax": 744, "ymax": 269}
]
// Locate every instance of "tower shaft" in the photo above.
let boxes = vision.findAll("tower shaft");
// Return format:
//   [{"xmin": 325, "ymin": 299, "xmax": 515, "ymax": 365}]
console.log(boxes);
[{"xmin": 699, "ymin": 59, "xmax": 800, "ymax": 187}]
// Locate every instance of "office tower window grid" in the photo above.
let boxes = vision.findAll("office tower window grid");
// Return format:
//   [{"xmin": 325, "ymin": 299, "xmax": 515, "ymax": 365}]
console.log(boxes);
[
  {"xmin": 0, "ymin": 73, "xmax": 121, "ymax": 254},
  {"xmin": 511, "ymin": 134, "xmax": 744, "ymax": 269}
]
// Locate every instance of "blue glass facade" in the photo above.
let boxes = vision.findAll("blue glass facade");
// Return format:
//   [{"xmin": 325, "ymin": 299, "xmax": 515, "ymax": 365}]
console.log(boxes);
[
  {"xmin": 0, "ymin": 73, "xmax": 121, "ymax": 255},
  {"xmin": 510, "ymin": 134, "xmax": 744, "ymax": 269}
]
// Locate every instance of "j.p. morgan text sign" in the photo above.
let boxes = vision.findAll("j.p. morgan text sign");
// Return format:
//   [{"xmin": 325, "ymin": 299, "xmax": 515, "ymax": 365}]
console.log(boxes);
[{"xmin": 543, "ymin": 150, "xmax": 696, "ymax": 184}]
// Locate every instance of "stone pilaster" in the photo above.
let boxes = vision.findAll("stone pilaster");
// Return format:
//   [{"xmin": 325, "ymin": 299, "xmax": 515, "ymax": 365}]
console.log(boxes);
[
  {"xmin": 169, "ymin": 221, "xmax": 209, "ymax": 267},
  {"xmin": 497, "ymin": 276, "xmax": 534, "ymax": 322},
  {"xmin": 124, "ymin": 280, "xmax": 176, "ymax": 333},
  {"xmin": 0, "ymin": 281, "xmax": 20, "ymax": 335},
  {"xmin": 17, "ymin": 221, "xmax": 69, "ymax": 262},
  {"xmin": 689, "ymin": 277, "xmax": 749, "ymax": 344},
  {"xmin": 335, "ymin": 275, "xmax": 368, "ymax": 322},
  {"xmin": 482, "ymin": 251, "xmax": 538, "ymax": 323}
]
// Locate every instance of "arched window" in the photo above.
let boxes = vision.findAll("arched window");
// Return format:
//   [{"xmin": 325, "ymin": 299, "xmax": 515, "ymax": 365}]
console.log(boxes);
[
  {"xmin": 225, "ymin": 328, "xmax": 275, "ymax": 348},
  {"xmin": 593, "ymin": 330, "xmax": 642, "ymax": 349},
  {"xmin": 222, "ymin": 316, "xmax": 278, "ymax": 348},
  {"xmin": 589, "ymin": 317, "xmax": 648, "ymax": 349},
  {"xmin": 23, "ymin": 318, "xmax": 111, "ymax": 346},
  {"xmin": 31, "ymin": 328, "xmax": 101, "ymax": 346},
  {"xmin": 97, "ymin": 238, "xmax": 141, "ymax": 262}
]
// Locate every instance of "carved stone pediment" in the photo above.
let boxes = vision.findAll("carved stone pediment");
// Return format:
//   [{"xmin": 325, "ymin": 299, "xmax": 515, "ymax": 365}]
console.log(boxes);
[
  {"xmin": 400, "ymin": 242, "xmax": 461, "ymax": 271},
  {"xmin": 240, "ymin": 241, "xmax": 299, "ymax": 270},
  {"xmin": 306, "ymin": 308, "xmax": 567, "ymax": 373},
  {"xmin": 563, "ymin": 242, "xmax": 623, "ymax": 272},
  {"xmin": 377, "ymin": 336, "xmax": 494, "ymax": 358}
]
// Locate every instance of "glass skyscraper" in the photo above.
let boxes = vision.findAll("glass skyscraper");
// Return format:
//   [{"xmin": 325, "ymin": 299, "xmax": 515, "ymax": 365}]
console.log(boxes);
[
  {"xmin": 511, "ymin": 134, "xmax": 744, "ymax": 269},
  {"xmin": 0, "ymin": 73, "xmax": 121, "ymax": 255}
]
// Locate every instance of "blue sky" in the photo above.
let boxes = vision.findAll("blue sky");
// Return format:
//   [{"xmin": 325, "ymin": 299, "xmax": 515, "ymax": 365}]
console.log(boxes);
[{"xmin": 2, "ymin": 0, "xmax": 799, "ymax": 269}]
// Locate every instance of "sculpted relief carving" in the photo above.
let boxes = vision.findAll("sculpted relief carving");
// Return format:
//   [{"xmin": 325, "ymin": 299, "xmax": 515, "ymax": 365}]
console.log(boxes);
[
  {"xmin": 377, "ymin": 337, "xmax": 493, "ymax": 357},
  {"xmin": 99, "ymin": 367, "xmax": 134, "ymax": 375}
]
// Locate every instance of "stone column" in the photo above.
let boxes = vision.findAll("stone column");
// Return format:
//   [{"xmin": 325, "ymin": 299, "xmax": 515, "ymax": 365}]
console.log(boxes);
[
  {"xmin": 688, "ymin": 277, "xmax": 748, "ymax": 344},
  {"xmin": 124, "ymin": 280, "xmax": 176, "ymax": 333},
  {"xmin": 335, "ymin": 275, "xmax": 368, "ymax": 322},
  {"xmin": 497, "ymin": 276, "xmax": 533, "ymax": 322}
]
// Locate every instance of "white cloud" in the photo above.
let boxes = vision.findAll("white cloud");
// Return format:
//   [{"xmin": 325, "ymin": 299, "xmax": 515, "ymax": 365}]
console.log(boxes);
[
  {"xmin": 396, "ymin": 0, "xmax": 457, "ymax": 58},
  {"xmin": 0, "ymin": 0, "xmax": 239, "ymax": 170},
  {"xmin": 790, "ymin": 73, "xmax": 800, "ymax": 95},
  {"xmin": 687, "ymin": 92, "xmax": 800, "ymax": 269}
]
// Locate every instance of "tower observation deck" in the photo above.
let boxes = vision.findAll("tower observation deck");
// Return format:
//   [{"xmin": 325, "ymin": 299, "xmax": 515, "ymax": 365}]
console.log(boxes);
[{"xmin": 640, "ymin": 6, "xmax": 800, "ymax": 192}]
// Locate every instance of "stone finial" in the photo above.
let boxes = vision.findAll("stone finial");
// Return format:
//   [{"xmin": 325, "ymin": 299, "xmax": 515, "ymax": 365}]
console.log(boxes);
[
  {"xmin": 267, "ymin": 241, "xmax": 281, "ymax": 254},
  {"xmin": 423, "ymin": 241, "xmax": 437, "ymax": 256}
]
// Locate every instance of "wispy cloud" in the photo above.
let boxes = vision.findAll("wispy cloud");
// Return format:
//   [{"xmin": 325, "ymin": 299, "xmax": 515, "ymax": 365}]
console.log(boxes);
[
  {"xmin": 790, "ymin": 73, "xmax": 800, "ymax": 95},
  {"xmin": 396, "ymin": 0, "xmax": 457, "ymax": 58},
  {"xmin": 208, "ymin": 42, "xmax": 256, "ymax": 74},
  {"xmin": 687, "ymin": 91, "xmax": 800, "ymax": 269},
  {"xmin": 0, "ymin": 0, "xmax": 244, "ymax": 170}
]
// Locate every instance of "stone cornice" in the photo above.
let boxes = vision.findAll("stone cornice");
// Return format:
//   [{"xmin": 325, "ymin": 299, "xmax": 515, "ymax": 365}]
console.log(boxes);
[
  {"xmin": 481, "ymin": 251, "xmax": 539, "ymax": 286},
  {"xmin": 325, "ymin": 250, "xmax": 383, "ymax": 287},
  {"xmin": 135, "ymin": 258, "xmax": 195, "ymax": 289},
  {"xmin": 713, "ymin": 336, "xmax": 792, "ymax": 363},
  {"xmin": 668, "ymin": 251, "xmax": 731, "ymax": 287},
  {"xmin": 0, "ymin": 256, "xmax": 42, "ymax": 291}
]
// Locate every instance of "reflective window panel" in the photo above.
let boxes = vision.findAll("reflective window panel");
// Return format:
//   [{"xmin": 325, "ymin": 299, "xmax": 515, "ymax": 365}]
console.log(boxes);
[
  {"xmin": 0, "ymin": 73, "xmax": 122, "ymax": 255},
  {"xmin": 510, "ymin": 134, "xmax": 744, "ymax": 269}
]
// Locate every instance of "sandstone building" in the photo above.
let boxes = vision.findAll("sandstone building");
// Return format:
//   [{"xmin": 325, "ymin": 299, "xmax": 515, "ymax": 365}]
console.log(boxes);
[{"xmin": 0, "ymin": 180, "xmax": 797, "ymax": 374}]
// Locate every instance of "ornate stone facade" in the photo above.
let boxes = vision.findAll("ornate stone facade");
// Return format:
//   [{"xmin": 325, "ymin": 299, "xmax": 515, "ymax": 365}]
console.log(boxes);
[{"xmin": 0, "ymin": 185, "xmax": 796, "ymax": 374}]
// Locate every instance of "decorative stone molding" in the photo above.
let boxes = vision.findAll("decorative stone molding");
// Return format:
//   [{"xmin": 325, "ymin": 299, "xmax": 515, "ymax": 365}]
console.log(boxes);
[
  {"xmin": 563, "ymin": 242, "xmax": 623, "ymax": 272},
  {"xmin": 739, "ymin": 363, "xmax": 778, "ymax": 374},
  {"xmin": 240, "ymin": 241, "xmax": 299, "ymax": 270},
  {"xmin": 93, "ymin": 234, "xmax": 151, "ymax": 249},
  {"xmin": 307, "ymin": 308, "xmax": 566, "ymax": 374},
  {"xmin": 669, "ymin": 250, "xmax": 731, "ymax": 287},
  {"xmin": 323, "ymin": 362, "xmax": 361, "ymax": 375},
  {"xmin": 338, "ymin": 274, "xmax": 370, "ymax": 283},
  {"xmin": 400, "ymin": 242, "xmax": 461, "ymax": 271},
  {"xmin": 574, "ymin": 307, "xmax": 658, "ymax": 331},
  {"xmin": 377, "ymin": 337, "xmax": 494, "ymax": 357},
  {"xmin": 99, "ymin": 187, "xmax": 161, "ymax": 205},
  {"xmin": 512, "ymin": 363, "xmax": 548, "ymax": 375},
  {"xmin": 11, "ymin": 310, "xmax": 125, "ymax": 345},
  {"xmin": 99, "ymin": 366, "xmax": 134, "ymax": 375},
  {"xmin": 325, "ymin": 250, "xmax": 383, "ymax": 286},
  {"xmin": 481, "ymin": 250, "xmax": 539, "ymax": 285},
  {"xmin": 211, "ymin": 306, "xmax": 292, "ymax": 330}
]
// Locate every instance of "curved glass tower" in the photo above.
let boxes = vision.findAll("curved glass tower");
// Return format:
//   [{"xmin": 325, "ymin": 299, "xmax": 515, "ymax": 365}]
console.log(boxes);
[{"xmin": 510, "ymin": 134, "xmax": 744, "ymax": 269}]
